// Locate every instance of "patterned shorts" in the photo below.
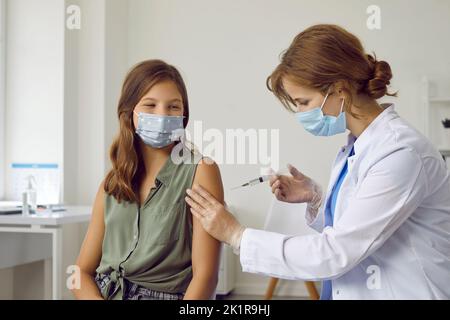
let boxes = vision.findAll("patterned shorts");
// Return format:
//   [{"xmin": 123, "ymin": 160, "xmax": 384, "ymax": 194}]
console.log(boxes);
[{"xmin": 95, "ymin": 273, "xmax": 185, "ymax": 300}]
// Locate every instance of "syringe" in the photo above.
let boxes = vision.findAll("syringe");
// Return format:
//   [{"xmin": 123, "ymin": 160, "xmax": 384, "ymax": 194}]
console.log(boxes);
[{"xmin": 231, "ymin": 175, "xmax": 271, "ymax": 190}]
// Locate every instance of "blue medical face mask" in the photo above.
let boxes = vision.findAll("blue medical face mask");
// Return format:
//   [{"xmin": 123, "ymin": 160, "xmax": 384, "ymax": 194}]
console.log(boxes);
[
  {"xmin": 134, "ymin": 112, "xmax": 185, "ymax": 148},
  {"xmin": 295, "ymin": 92, "xmax": 347, "ymax": 136}
]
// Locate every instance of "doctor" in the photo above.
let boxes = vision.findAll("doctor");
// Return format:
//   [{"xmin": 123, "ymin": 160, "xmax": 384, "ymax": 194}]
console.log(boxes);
[{"xmin": 185, "ymin": 24, "xmax": 450, "ymax": 299}]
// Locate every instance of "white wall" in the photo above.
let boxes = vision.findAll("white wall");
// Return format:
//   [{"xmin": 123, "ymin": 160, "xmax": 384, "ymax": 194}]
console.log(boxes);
[
  {"xmin": 64, "ymin": 0, "xmax": 128, "ymax": 205},
  {"xmin": 0, "ymin": 0, "xmax": 65, "ymax": 299},
  {"xmin": 104, "ymin": 0, "xmax": 128, "ymax": 172},
  {"xmin": 0, "ymin": 2, "xmax": 11, "ymax": 291},
  {"xmin": 0, "ymin": 0, "xmax": 6, "ymax": 200},
  {"xmin": 127, "ymin": 0, "xmax": 450, "ymax": 297},
  {"xmin": 0, "ymin": 0, "xmax": 125, "ymax": 300},
  {"xmin": 63, "ymin": 0, "xmax": 106, "ymax": 206},
  {"xmin": 5, "ymin": 0, "xmax": 64, "ymax": 194}
]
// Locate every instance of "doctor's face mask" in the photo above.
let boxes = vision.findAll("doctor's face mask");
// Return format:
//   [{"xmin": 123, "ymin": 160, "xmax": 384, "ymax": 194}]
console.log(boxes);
[
  {"xmin": 277, "ymin": 79, "xmax": 347, "ymax": 137},
  {"xmin": 295, "ymin": 92, "xmax": 347, "ymax": 137}
]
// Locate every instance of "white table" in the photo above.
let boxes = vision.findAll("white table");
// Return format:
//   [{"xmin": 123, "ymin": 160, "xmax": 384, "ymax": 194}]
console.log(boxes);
[{"xmin": 0, "ymin": 206, "xmax": 92, "ymax": 299}]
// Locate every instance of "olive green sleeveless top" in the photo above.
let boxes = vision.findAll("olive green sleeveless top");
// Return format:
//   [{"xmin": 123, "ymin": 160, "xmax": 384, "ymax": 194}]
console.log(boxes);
[{"xmin": 96, "ymin": 148, "xmax": 203, "ymax": 300}]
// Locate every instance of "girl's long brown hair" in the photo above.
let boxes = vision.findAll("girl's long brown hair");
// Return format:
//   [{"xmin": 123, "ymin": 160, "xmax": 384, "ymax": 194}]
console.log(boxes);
[
  {"xmin": 104, "ymin": 60, "xmax": 189, "ymax": 203},
  {"xmin": 267, "ymin": 24, "xmax": 396, "ymax": 116}
]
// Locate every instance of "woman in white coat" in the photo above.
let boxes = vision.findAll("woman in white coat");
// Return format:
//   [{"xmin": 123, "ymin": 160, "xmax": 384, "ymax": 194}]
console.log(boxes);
[{"xmin": 184, "ymin": 24, "xmax": 450, "ymax": 299}]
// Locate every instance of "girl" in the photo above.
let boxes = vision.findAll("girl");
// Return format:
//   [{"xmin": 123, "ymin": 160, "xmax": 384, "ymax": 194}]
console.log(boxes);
[{"xmin": 72, "ymin": 60, "xmax": 222, "ymax": 300}]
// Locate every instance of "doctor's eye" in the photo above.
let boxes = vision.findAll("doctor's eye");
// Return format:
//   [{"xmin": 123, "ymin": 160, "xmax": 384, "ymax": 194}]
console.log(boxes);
[{"xmin": 295, "ymin": 99, "xmax": 310, "ymax": 107}]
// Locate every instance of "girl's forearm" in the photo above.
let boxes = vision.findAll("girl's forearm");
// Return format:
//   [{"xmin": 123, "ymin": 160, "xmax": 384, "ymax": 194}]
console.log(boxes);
[
  {"xmin": 71, "ymin": 271, "xmax": 104, "ymax": 300},
  {"xmin": 183, "ymin": 275, "xmax": 218, "ymax": 300}
]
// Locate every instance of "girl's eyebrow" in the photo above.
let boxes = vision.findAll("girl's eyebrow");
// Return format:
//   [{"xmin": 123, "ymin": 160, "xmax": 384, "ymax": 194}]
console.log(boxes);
[
  {"xmin": 142, "ymin": 97, "xmax": 156, "ymax": 103},
  {"xmin": 142, "ymin": 97, "xmax": 182, "ymax": 103}
]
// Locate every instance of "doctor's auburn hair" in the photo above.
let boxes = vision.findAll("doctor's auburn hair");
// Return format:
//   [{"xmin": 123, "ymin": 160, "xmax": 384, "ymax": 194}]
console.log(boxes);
[
  {"xmin": 103, "ymin": 59, "xmax": 190, "ymax": 203},
  {"xmin": 267, "ymin": 24, "xmax": 397, "ymax": 113}
]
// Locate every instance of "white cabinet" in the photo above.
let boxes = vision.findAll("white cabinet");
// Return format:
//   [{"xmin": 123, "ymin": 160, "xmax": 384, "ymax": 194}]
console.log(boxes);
[
  {"xmin": 216, "ymin": 244, "xmax": 235, "ymax": 295},
  {"xmin": 216, "ymin": 203, "xmax": 236, "ymax": 296}
]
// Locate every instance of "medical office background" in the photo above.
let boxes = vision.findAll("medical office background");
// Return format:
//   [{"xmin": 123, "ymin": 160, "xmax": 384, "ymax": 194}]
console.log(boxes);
[{"xmin": 0, "ymin": 0, "xmax": 450, "ymax": 299}]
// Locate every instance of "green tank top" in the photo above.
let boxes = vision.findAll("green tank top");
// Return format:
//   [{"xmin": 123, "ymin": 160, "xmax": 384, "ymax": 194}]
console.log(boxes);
[{"xmin": 96, "ymin": 148, "xmax": 204, "ymax": 300}]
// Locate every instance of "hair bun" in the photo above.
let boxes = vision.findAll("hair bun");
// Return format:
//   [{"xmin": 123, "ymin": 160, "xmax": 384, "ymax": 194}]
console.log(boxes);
[{"xmin": 365, "ymin": 54, "xmax": 393, "ymax": 99}]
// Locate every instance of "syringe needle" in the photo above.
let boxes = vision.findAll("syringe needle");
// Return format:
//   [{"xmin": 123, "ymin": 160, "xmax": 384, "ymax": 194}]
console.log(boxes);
[
  {"xmin": 230, "ymin": 183, "xmax": 249, "ymax": 190},
  {"xmin": 230, "ymin": 168, "xmax": 290, "ymax": 191}
]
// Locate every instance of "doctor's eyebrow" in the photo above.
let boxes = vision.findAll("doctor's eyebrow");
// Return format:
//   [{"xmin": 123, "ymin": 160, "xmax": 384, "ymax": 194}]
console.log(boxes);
[{"xmin": 294, "ymin": 98, "xmax": 310, "ymax": 105}]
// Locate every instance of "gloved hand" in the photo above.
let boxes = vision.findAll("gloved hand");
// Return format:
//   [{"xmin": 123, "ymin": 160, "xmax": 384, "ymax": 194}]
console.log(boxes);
[
  {"xmin": 269, "ymin": 164, "xmax": 323, "ymax": 211},
  {"xmin": 185, "ymin": 184, "xmax": 246, "ymax": 251}
]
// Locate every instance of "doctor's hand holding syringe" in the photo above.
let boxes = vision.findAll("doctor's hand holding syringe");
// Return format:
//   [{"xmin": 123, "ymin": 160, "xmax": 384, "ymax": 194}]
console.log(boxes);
[
  {"xmin": 231, "ymin": 164, "xmax": 323, "ymax": 206},
  {"xmin": 269, "ymin": 164, "xmax": 322, "ymax": 207}
]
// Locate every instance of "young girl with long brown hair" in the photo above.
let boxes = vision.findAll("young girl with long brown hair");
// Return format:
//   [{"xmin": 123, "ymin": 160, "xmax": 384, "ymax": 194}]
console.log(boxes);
[{"xmin": 72, "ymin": 60, "xmax": 222, "ymax": 300}]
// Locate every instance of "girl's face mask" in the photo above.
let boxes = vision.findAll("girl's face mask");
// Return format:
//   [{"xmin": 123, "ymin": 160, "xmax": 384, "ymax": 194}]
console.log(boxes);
[{"xmin": 134, "ymin": 111, "xmax": 185, "ymax": 148}]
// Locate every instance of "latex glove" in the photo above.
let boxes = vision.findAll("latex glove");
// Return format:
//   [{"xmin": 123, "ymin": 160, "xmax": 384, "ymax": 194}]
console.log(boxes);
[
  {"xmin": 269, "ymin": 164, "xmax": 323, "ymax": 211},
  {"xmin": 185, "ymin": 184, "xmax": 246, "ymax": 251}
]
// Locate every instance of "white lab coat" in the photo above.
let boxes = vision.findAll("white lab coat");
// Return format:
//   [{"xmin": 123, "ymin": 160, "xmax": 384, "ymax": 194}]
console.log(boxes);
[{"xmin": 239, "ymin": 104, "xmax": 450, "ymax": 299}]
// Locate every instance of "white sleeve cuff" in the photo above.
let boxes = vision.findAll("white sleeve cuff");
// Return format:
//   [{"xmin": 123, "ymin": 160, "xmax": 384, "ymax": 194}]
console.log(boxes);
[
  {"xmin": 305, "ymin": 204, "xmax": 324, "ymax": 232},
  {"xmin": 239, "ymin": 228, "xmax": 303, "ymax": 280}
]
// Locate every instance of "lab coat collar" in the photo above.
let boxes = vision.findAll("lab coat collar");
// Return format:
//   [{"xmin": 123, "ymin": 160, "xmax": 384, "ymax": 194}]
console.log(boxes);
[
  {"xmin": 325, "ymin": 104, "xmax": 397, "ymax": 224},
  {"xmin": 350, "ymin": 103, "xmax": 397, "ymax": 155}
]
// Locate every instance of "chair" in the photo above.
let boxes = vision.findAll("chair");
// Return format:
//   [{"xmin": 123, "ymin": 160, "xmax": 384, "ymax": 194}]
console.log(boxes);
[{"xmin": 263, "ymin": 197, "xmax": 319, "ymax": 300}]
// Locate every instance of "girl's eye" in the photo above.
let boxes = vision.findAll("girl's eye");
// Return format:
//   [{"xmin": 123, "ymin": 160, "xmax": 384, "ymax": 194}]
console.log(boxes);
[{"xmin": 170, "ymin": 105, "xmax": 181, "ymax": 110}]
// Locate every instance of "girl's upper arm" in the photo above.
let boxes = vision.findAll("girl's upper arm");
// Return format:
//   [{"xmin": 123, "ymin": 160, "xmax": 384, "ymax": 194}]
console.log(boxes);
[
  {"xmin": 76, "ymin": 182, "xmax": 106, "ymax": 276},
  {"xmin": 190, "ymin": 158, "xmax": 224, "ymax": 278}
]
